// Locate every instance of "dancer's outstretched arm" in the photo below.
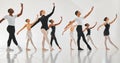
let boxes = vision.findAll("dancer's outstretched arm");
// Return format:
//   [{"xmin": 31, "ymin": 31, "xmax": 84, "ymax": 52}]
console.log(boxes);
[
  {"xmin": 17, "ymin": 3, "xmax": 23, "ymax": 17},
  {"xmin": 97, "ymin": 23, "xmax": 105, "ymax": 31},
  {"xmin": 109, "ymin": 14, "xmax": 117, "ymax": 24},
  {"xmin": 17, "ymin": 25, "xmax": 26, "ymax": 35},
  {"xmin": 90, "ymin": 22, "xmax": 97, "ymax": 29},
  {"xmin": 83, "ymin": 28, "xmax": 87, "ymax": 32},
  {"xmin": 0, "ymin": 18, "xmax": 5, "ymax": 23},
  {"xmin": 55, "ymin": 17, "xmax": 63, "ymax": 26},
  {"xmin": 62, "ymin": 21, "xmax": 73, "ymax": 35},
  {"xmin": 84, "ymin": 6, "xmax": 94, "ymax": 19},
  {"xmin": 31, "ymin": 15, "xmax": 39, "ymax": 26},
  {"xmin": 47, "ymin": 3, "xmax": 55, "ymax": 17}
]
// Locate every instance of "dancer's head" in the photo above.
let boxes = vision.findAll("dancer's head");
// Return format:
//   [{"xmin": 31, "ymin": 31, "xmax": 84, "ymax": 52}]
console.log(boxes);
[
  {"xmin": 25, "ymin": 19, "xmax": 30, "ymax": 23},
  {"xmin": 85, "ymin": 23, "xmax": 90, "ymax": 27},
  {"xmin": 75, "ymin": 10, "xmax": 81, "ymax": 17},
  {"xmin": 49, "ymin": 19, "xmax": 54, "ymax": 24},
  {"xmin": 104, "ymin": 17, "xmax": 109, "ymax": 22},
  {"xmin": 8, "ymin": 8, "xmax": 14, "ymax": 15},
  {"xmin": 40, "ymin": 10, "xmax": 46, "ymax": 16}
]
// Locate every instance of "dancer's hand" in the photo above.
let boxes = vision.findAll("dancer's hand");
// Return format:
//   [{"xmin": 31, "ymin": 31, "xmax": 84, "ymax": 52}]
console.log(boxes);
[
  {"xmin": 91, "ymin": 6, "xmax": 94, "ymax": 10},
  {"xmin": 21, "ymin": 3, "xmax": 23, "ymax": 8},
  {"xmin": 53, "ymin": 3, "xmax": 55, "ymax": 7},
  {"xmin": 116, "ymin": 14, "xmax": 117, "ymax": 18},
  {"xmin": 61, "ymin": 16, "xmax": 63, "ymax": 20},
  {"xmin": 17, "ymin": 32, "xmax": 19, "ymax": 35}
]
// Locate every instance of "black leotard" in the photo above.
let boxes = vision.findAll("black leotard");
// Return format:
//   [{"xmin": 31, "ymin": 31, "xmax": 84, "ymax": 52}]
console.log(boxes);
[
  {"xmin": 86, "ymin": 28, "xmax": 91, "ymax": 36},
  {"xmin": 31, "ymin": 6, "xmax": 55, "ymax": 30},
  {"xmin": 51, "ymin": 26, "xmax": 56, "ymax": 35},
  {"xmin": 104, "ymin": 23, "xmax": 110, "ymax": 36}
]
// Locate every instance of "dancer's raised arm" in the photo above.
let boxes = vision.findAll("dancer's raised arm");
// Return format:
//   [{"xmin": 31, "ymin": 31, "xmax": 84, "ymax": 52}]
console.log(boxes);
[
  {"xmin": 17, "ymin": 3, "xmax": 23, "ymax": 17},
  {"xmin": 31, "ymin": 15, "xmax": 39, "ymax": 26},
  {"xmin": 47, "ymin": 3, "xmax": 55, "ymax": 17},
  {"xmin": 97, "ymin": 23, "xmax": 105, "ymax": 31},
  {"xmin": 17, "ymin": 24, "xmax": 26, "ymax": 35},
  {"xmin": 55, "ymin": 17, "xmax": 63, "ymax": 26},
  {"xmin": 0, "ymin": 18, "xmax": 5, "ymax": 23},
  {"xmin": 84, "ymin": 6, "xmax": 94, "ymax": 19},
  {"xmin": 109, "ymin": 14, "xmax": 117, "ymax": 24}
]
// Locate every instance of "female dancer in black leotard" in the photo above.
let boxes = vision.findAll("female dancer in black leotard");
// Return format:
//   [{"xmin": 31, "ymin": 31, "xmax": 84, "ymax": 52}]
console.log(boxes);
[
  {"xmin": 31, "ymin": 3, "xmax": 55, "ymax": 51},
  {"xmin": 97, "ymin": 14, "xmax": 119, "ymax": 50},
  {"xmin": 83, "ymin": 22, "xmax": 97, "ymax": 49},
  {"xmin": 0, "ymin": 3, "xmax": 23, "ymax": 51},
  {"xmin": 49, "ymin": 17, "xmax": 62, "ymax": 50}
]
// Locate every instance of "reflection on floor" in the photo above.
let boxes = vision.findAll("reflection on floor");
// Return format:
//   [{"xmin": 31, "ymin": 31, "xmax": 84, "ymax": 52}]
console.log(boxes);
[{"xmin": 0, "ymin": 49, "xmax": 120, "ymax": 63}]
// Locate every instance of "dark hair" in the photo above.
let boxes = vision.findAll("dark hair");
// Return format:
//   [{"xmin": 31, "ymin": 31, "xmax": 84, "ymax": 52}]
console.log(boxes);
[
  {"xmin": 49, "ymin": 19, "xmax": 52, "ymax": 23},
  {"xmin": 75, "ymin": 10, "xmax": 79, "ymax": 15},
  {"xmin": 85, "ymin": 23, "xmax": 89, "ymax": 26},
  {"xmin": 25, "ymin": 19, "xmax": 29, "ymax": 22},
  {"xmin": 8, "ymin": 8, "xmax": 12, "ymax": 13},
  {"xmin": 104, "ymin": 17, "xmax": 108, "ymax": 21}
]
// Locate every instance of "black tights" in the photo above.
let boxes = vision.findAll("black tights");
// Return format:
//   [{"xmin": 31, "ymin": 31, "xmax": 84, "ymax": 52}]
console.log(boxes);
[
  {"xmin": 50, "ymin": 34, "xmax": 60, "ymax": 48},
  {"xmin": 76, "ymin": 25, "xmax": 91, "ymax": 49},
  {"xmin": 7, "ymin": 26, "xmax": 18, "ymax": 47}
]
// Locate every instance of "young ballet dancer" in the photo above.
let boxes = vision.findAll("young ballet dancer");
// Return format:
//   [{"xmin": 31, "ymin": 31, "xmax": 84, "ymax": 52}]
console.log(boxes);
[
  {"xmin": 17, "ymin": 15, "xmax": 38, "ymax": 51},
  {"xmin": 71, "ymin": 6, "xmax": 94, "ymax": 50},
  {"xmin": 97, "ymin": 14, "xmax": 119, "ymax": 50},
  {"xmin": 62, "ymin": 21, "xmax": 76, "ymax": 50},
  {"xmin": 83, "ymin": 22, "xmax": 97, "ymax": 49},
  {"xmin": 31, "ymin": 3, "xmax": 55, "ymax": 51},
  {"xmin": 0, "ymin": 3, "xmax": 23, "ymax": 51},
  {"xmin": 49, "ymin": 17, "xmax": 62, "ymax": 50}
]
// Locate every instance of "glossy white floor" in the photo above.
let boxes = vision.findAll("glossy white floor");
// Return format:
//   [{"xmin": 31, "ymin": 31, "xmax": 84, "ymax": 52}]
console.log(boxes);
[{"xmin": 0, "ymin": 48, "xmax": 120, "ymax": 63}]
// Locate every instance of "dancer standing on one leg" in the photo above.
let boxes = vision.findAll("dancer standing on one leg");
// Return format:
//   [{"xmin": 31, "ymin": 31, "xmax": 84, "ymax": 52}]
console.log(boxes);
[
  {"xmin": 48, "ymin": 17, "xmax": 62, "ymax": 50},
  {"xmin": 71, "ymin": 6, "xmax": 94, "ymax": 50},
  {"xmin": 17, "ymin": 15, "xmax": 38, "ymax": 51},
  {"xmin": 0, "ymin": 3, "xmax": 23, "ymax": 51},
  {"xmin": 62, "ymin": 21, "xmax": 76, "ymax": 50},
  {"xmin": 31, "ymin": 3, "xmax": 55, "ymax": 51},
  {"xmin": 97, "ymin": 14, "xmax": 119, "ymax": 50},
  {"xmin": 83, "ymin": 22, "xmax": 97, "ymax": 49}
]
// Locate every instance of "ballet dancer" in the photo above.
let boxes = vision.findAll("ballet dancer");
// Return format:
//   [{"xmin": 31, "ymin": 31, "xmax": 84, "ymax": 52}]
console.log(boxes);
[
  {"xmin": 48, "ymin": 17, "xmax": 62, "ymax": 50},
  {"xmin": 62, "ymin": 21, "xmax": 76, "ymax": 50},
  {"xmin": 97, "ymin": 14, "xmax": 119, "ymax": 50},
  {"xmin": 17, "ymin": 15, "xmax": 38, "ymax": 51},
  {"xmin": 31, "ymin": 3, "xmax": 55, "ymax": 51},
  {"xmin": 0, "ymin": 3, "xmax": 23, "ymax": 51},
  {"xmin": 70, "ymin": 6, "xmax": 94, "ymax": 50},
  {"xmin": 83, "ymin": 22, "xmax": 97, "ymax": 49}
]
